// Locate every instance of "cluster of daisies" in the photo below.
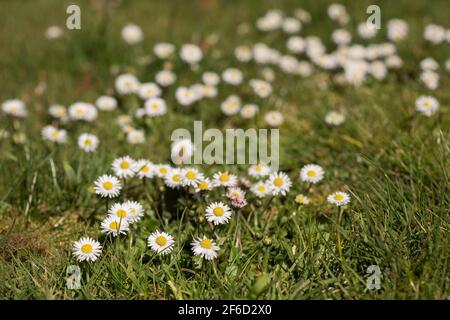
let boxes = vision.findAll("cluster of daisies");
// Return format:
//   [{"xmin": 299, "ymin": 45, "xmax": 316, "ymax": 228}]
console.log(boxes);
[{"xmin": 73, "ymin": 152, "xmax": 351, "ymax": 263}]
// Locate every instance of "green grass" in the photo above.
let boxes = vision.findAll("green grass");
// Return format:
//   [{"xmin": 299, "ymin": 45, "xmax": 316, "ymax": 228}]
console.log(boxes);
[{"xmin": 0, "ymin": 0, "xmax": 449, "ymax": 299}]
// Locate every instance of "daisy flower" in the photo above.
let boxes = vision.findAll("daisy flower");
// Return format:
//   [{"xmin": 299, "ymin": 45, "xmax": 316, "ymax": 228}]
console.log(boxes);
[
  {"xmin": 145, "ymin": 97, "xmax": 167, "ymax": 117},
  {"xmin": 148, "ymin": 231, "xmax": 175, "ymax": 255},
  {"xmin": 121, "ymin": 23, "xmax": 143, "ymax": 45},
  {"xmin": 222, "ymin": 68, "xmax": 243, "ymax": 85},
  {"xmin": 94, "ymin": 175, "xmax": 122, "ymax": 198},
  {"xmin": 41, "ymin": 125, "xmax": 67, "ymax": 144},
  {"xmin": 139, "ymin": 82, "xmax": 162, "ymax": 100},
  {"xmin": 205, "ymin": 202, "xmax": 233, "ymax": 225},
  {"xmin": 202, "ymin": 72, "xmax": 220, "ymax": 86},
  {"xmin": 415, "ymin": 96, "xmax": 439, "ymax": 117},
  {"xmin": 181, "ymin": 167, "xmax": 204, "ymax": 187},
  {"xmin": 108, "ymin": 202, "xmax": 130, "ymax": 220},
  {"xmin": 115, "ymin": 73, "xmax": 140, "ymax": 95},
  {"xmin": 68, "ymin": 102, "xmax": 97, "ymax": 122},
  {"xmin": 123, "ymin": 200, "xmax": 144, "ymax": 224},
  {"xmin": 213, "ymin": 171, "xmax": 238, "ymax": 187},
  {"xmin": 175, "ymin": 86, "xmax": 196, "ymax": 106},
  {"xmin": 155, "ymin": 70, "xmax": 176, "ymax": 87},
  {"xmin": 234, "ymin": 45, "xmax": 253, "ymax": 62},
  {"xmin": 45, "ymin": 25, "xmax": 63, "ymax": 40},
  {"xmin": 133, "ymin": 159, "xmax": 154, "ymax": 179},
  {"xmin": 191, "ymin": 236, "xmax": 220, "ymax": 260},
  {"xmin": 264, "ymin": 111, "xmax": 284, "ymax": 127},
  {"xmin": 300, "ymin": 164, "xmax": 324, "ymax": 184},
  {"xmin": 78, "ymin": 133, "xmax": 99, "ymax": 153},
  {"xmin": 180, "ymin": 44, "xmax": 203, "ymax": 64},
  {"xmin": 96, "ymin": 96, "xmax": 117, "ymax": 111},
  {"xmin": 226, "ymin": 187, "xmax": 248, "ymax": 208},
  {"xmin": 2, "ymin": 99, "xmax": 27, "ymax": 118},
  {"xmin": 295, "ymin": 194, "xmax": 310, "ymax": 205},
  {"xmin": 195, "ymin": 177, "xmax": 213, "ymax": 192},
  {"xmin": 72, "ymin": 237, "xmax": 102, "ymax": 262},
  {"xmin": 112, "ymin": 156, "xmax": 135, "ymax": 178},
  {"xmin": 267, "ymin": 171, "xmax": 292, "ymax": 196},
  {"xmin": 240, "ymin": 104, "xmax": 259, "ymax": 119},
  {"xmin": 251, "ymin": 181, "xmax": 271, "ymax": 198},
  {"xmin": 327, "ymin": 191, "xmax": 351, "ymax": 207},
  {"xmin": 155, "ymin": 164, "xmax": 171, "ymax": 178},
  {"xmin": 48, "ymin": 104, "xmax": 67, "ymax": 120},
  {"xmin": 325, "ymin": 111, "xmax": 345, "ymax": 126},
  {"xmin": 127, "ymin": 129, "xmax": 145, "ymax": 144},
  {"xmin": 248, "ymin": 164, "xmax": 271, "ymax": 178},
  {"xmin": 101, "ymin": 216, "xmax": 129, "ymax": 237},
  {"xmin": 220, "ymin": 95, "xmax": 241, "ymax": 116},
  {"xmin": 153, "ymin": 42, "xmax": 175, "ymax": 59},
  {"xmin": 165, "ymin": 168, "xmax": 184, "ymax": 189}
]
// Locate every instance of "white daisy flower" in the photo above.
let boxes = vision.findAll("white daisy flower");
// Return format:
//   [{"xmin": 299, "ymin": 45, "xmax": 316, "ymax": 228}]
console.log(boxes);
[
  {"xmin": 282, "ymin": 17, "xmax": 302, "ymax": 34},
  {"xmin": 171, "ymin": 139, "xmax": 194, "ymax": 165},
  {"xmin": 121, "ymin": 23, "xmax": 143, "ymax": 45},
  {"xmin": 226, "ymin": 187, "xmax": 248, "ymax": 208},
  {"xmin": 153, "ymin": 42, "xmax": 175, "ymax": 59},
  {"xmin": 126, "ymin": 129, "xmax": 145, "ymax": 144},
  {"xmin": 101, "ymin": 216, "xmax": 129, "ymax": 237},
  {"xmin": 45, "ymin": 25, "xmax": 63, "ymax": 40},
  {"xmin": 139, "ymin": 82, "xmax": 162, "ymax": 100},
  {"xmin": 248, "ymin": 164, "xmax": 271, "ymax": 178},
  {"xmin": 202, "ymin": 85, "xmax": 218, "ymax": 98},
  {"xmin": 155, "ymin": 164, "xmax": 171, "ymax": 178},
  {"xmin": 48, "ymin": 104, "xmax": 67, "ymax": 120},
  {"xmin": 295, "ymin": 194, "xmax": 310, "ymax": 205},
  {"xmin": 325, "ymin": 111, "xmax": 346, "ymax": 126},
  {"xmin": 202, "ymin": 72, "xmax": 220, "ymax": 86},
  {"xmin": 387, "ymin": 19, "xmax": 408, "ymax": 42},
  {"xmin": 240, "ymin": 104, "xmax": 259, "ymax": 119},
  {"xmin": 212, "ymin": 171, "xmax": 238, "ymax": 187},
  {"xmin": 164, "ymin": 168, "xmax": 184, "ymax": 189},
  {"xmin": 332, "ymin": 28, "xmax": 352, "ymax": 46},
  {"xmin": 420, "ymin": 70, "xmax": 439, "ymax": 90},
  {"xmin": 115, "ymin": 73, "xmax": 140, "ymax": 95},
  {"xmin": 96, "ymin": 96, "xmax": 117, "ymax": 111},
  {"xmin": 267, "ymin": 171, "xmax": 292, "ymax": 196},
  {"xmin": 94, "ymin": 175, "xmax": 122, "ymax": 198},
  {"xmin": 108, "ymin": 202, "xmax": 130, "ymax": 220},
  {"xmin": 415, "ymin": 96, "xmax": 439, "ymax": 117},
  {"xmin": 68, "ymin": 102, "xmax": 98, "ymax": 122},
  {"xmin": 222, "ymin": 68, "xmax": 243, "ymax": 85},
  {"xmin": 251, "ymin": 181, "xmax": 271, "ymax": 198},
  {"xmin": 191, "ymin": 236, "xmax": 220, "ymax": 260},
  {"xmin": 181, "ymin": 167, "xmax": 204, "ymax": 187},
  {"xmin": 424, "ymin": 24, "xmax": 446, "ymax": 44},
  {"xmin": 78, "ymin": 133, "xmax": 99, "ymax": 152},
  {"xmin": 41, "ymin": 125, "xmax": 67, "ymax": 144},
  {"xmin": 195, "ymin": 177, "xmax": 213, "ymax": 192},
  {"xmin": 221, "ymin": 95, "xmax": 241, "ymax": 116},
  {"xmin": 180, "ymin": 43, "xmax": 203, "ymax": 64},
  {"xmin": 327, "ymin": 191, "xmax": 351, "ymax": 206},
  {"xmin": 205, "ymin": 202, "xmax": 232, "ymax": 225},
  {"xmin": 249, "ymin": 79, "xmax": 272, "ymax": 98},
  {"xmin": 144, "ymin": 97, "xmax": 167, "ymax": 117},
  {"xmin": 357, "ymin": 22, "xmax": 377, "ymax": 39},
  {"xmin": 264, "ymin": 111, "xmax": 284, "ymax": 127},
  {"xmin": 2, "ymin": 99, "xmax": 27, "ymax": 118},
  {"xmin": 112, "ymin": 156, "xmax": 135, "ymax": 178},
  {"xmin": 72, "ymin": 237, "xmax": 102, "ymax": 262},
  {"xmin": 148, "ymin": 231, "xmax": 175, "ymax": 255},
  {"xmin": 132, "ymin": 159, "xmax": 154, "ymax": 179},
  {"xmin": 123, "ymin": 200, "xmax": 144, "ymax": 224},
  {"xmin": 300, "ymin": 164, "xmax": 324, "ymax": 184},
  {"xmin": 234, "ymin": 45, "xmax": 253, "ymax": 62},
  {"xmin": 287, "ymin": 36, "xmax": 306, "ymax": 54},
  {"xmin": 175, "ymin": 86, "xmax": 196, "ymax": 106},
  {"xmin": 155, "ymin": 70, "xmax": 176, "ymax": 87}
]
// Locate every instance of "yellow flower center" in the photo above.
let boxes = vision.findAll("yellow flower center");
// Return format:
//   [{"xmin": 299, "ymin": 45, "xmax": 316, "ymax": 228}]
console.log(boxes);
[
  {"xmin": 120, "ymin": 161, "xmax": 130, "ymax": 169},
  {"xmin": 51, "ymin": 131, "xmax": 60, "ymax": 138},
  {"xmin": 109, "ymin": 221, "xmax": 119, "ymax": 231},
  {"xmin": 219, "ymin": 173, "xmax": 230, "ymax": 182},
  {"xmin": 186, "ymin": 171, "xmax": 196, "ymax": 180},
  {"xmin": 213, "ymin": 207, "xmax": 224, "ymax": 217},
  {"xmin": 257, "ymin": 185, "xmax": 266, "ymax": 192},
  {"xmin": 198, "ymin": 181, "xmax": 209, "ymax": 190},
  {"xmin": 307, "ymin": 170, "xmax": 317, "ymax": 177},
  {"xmin": 116, "ymin": 209, "xmax": 127, "ymax": 218},
  {"xmin": 155, "ymin": 236, "xmax": 167, "ymax": 246},
  {"xmin": 255, "ymin": 165, "xmax": 262, "ymax": 172},
  {"xmin": 81, "ymin": 244, "xmax": 92, "ymax": 254},
  {"xmin": 200, "ymin": 239, "xmax": 212, "ymax": 249},
  {"xmin": 151, "ymin": 102, "xmax": 159, "ymax": 110},
  {"xmin": 103, "ymin": 181, "xmax": 113, "ymax": 190},
  {"xmin": 141, "ymin": 165, "xmax": 149, "ymax": 173},
  {"xmin": 334, "ymin": 194, "xmax": 344, "ymax": 201},
  {"xmin": 295, "ymin": 196, "xmax": 305, "ymax": 204},
  {"xmin": 172, "ymin": 174, "xmax": 181, "ymax": 182},
  {"xmin": 274, "ymin": 177, "xmax": 283, "ymax": 187},
  {"xmin": 85, "ymin": 139, "xmax": 92, "ymax": 145},
  {"xmin": 159, "ymin": 167, "xmax": 168, "ymax": 174}
]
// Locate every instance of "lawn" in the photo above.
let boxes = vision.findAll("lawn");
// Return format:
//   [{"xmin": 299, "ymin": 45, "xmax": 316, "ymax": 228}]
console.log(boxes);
[{"xmin": 0, "ymin": 0, "xmax": 448, "ymax": 299}]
